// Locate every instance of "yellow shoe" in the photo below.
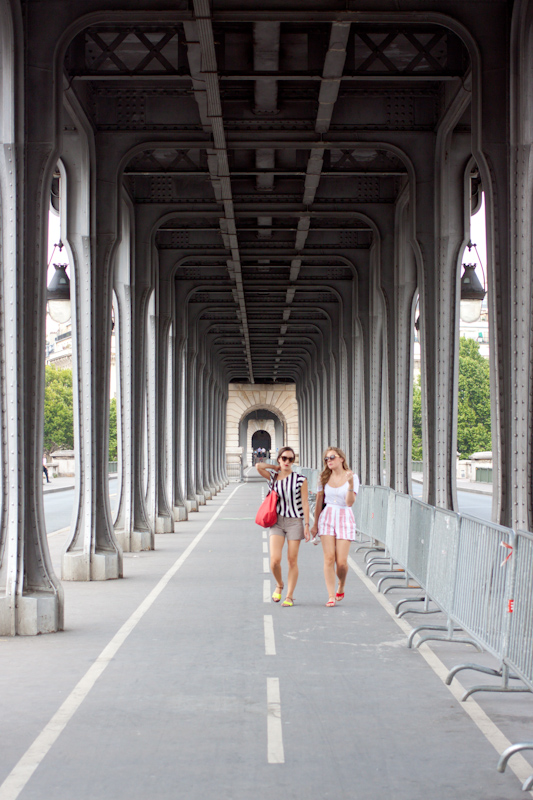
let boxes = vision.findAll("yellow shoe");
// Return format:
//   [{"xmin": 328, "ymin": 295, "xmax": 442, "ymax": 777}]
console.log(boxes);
[
  {"xmin": 282, "ymin": 597, "xmax": 294, "ymax": 607},
  {"xmin": 272, "ymin": 585, "xmax": 283, "ymax": 602}
]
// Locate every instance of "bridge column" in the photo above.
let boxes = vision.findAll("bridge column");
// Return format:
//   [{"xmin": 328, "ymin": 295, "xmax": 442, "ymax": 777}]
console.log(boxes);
[
  {"xmin": 508, "ymin": 0, "xmax": 533, "ymax": 529},
  {"xmin": 0, "ymin": 18, "xmax": 64, "ymax": 631},
  {"xmin": 154, "ymin": 278, "xmax": 175, "ymax": 532},
  {"xmin": 206, "ymin": 375, "xmax": 218, "ymax": 496},
  {"xmin": 383, "ymin": 191, "xmax": 417, "ymax": 494},
  {"xmin": 172, "ymin": 334, "xmax": 188, "ymax": 521},
  {"xmin": 359, "ymin": 240, "xmax": 386, "ymax": 486},
  {"xmin": 63, "ymin": 143, "xmax": 123, "ymax": 580},
  {"xmin": 112, "ymin": 195, "xmax": 136, "ymax": 550},
  {"xmin": 186, "ymin": 346, "xmax": 201, "ymax": 510}
]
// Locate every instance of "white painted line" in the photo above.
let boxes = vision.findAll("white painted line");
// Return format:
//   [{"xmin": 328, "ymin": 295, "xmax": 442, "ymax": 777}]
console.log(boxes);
[
  {"xmin": 264, "ymin": 615, "xmax": 276, "ymax": 655},
  {"xmin": 263, "ymin": 557, "xmax": 270, "ymax": 573},
  {"xmin": 263, "ymin": 541, "xmax": 268, "ymax": 553},
  {"xmin": 0, "ymin": 485, "xmax": 243, "ymax": 800},
  {"xmin": 263, "ymin": 579, "xmax": 271, "ymax": 603},
  {"xmin": 262, "ymin": 530, "xmax": 267, "ymax": 539},
  {"xmin": 348, "ymin": 555, "xmax": 533, "ymax": 795},
  {"xmin": 267, "ymin": 677, "xmax": 285, "ymax": 764}
]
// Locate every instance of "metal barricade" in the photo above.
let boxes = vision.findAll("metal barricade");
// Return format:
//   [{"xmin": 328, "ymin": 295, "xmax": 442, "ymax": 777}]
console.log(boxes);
[
  {"xmin": 372, "ymin": 492, "xmax": 411, "ymax": 592},
  {"xmin": 386, "ymin": 492, "xmax": 411, "ymax": 569},
  {"xmin": 406, "ymin": 499, "xmax": 435, "ymax": 589},
  {"xmin": 353, "ymin": 485, "xmax": 373, "ymax": 541},
  {"xmin": 495, "ymin": 531, "xmax": 533, "ymax": 790},
  {"xmin": 370, "ymin": 486, "xmax": 391, "ymax": 544},
  {"xmin": 426, "ymin": 508, "xmax": 461, "ymax": 614},
  {"xmin": 505, "ymin": 530, "xmax": 533, "ymax": 690},
  {"xmin": 451, "ymin": 515, "xmax": 515, "ymax": 660}
]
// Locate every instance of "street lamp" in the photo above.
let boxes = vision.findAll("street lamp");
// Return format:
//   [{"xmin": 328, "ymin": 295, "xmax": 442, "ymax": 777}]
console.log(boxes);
[
  {"xmin": 460, "ymin": 242, "xmax": 486, "ymax": 323},
  {"xmin": 46, "ymin": 240, "xmax": 71, "ymax": 324},
  {"xmin": 47, "ymin": 263, "xmax": 71, "ymax": 323}
]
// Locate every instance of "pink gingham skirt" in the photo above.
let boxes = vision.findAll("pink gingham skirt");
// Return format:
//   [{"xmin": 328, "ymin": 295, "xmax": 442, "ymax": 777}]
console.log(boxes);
[{"xmin": 317, "ymin": 505, "xmax": 356, "ymax": 541}]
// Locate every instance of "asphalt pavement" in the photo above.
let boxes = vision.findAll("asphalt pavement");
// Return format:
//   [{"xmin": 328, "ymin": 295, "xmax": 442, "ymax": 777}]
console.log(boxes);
[{"xmin": 2, "ymin": 480, "xmax": 532, "ymax": 800}]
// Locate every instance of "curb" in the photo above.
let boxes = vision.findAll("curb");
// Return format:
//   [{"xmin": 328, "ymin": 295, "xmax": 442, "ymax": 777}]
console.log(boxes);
[
  {"xmin": 411, "ymin": 476, "xmax": 492, "ymax": 497},
  {"xmin": 43, "ymin": 475, "xmax": 118, "ymax": 496}
]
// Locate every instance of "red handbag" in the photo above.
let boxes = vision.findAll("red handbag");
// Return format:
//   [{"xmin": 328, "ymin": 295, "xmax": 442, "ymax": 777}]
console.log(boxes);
[{"xmin": 255, "ymin": 487, "xmax": 279, "ymax": 528}]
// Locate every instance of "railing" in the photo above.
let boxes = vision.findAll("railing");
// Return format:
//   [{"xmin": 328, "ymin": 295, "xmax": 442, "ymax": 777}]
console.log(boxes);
[
  {"xmin": 226, "ymin": 457, "xmax": 243, "ymax": 481},
  {"xmin": 108, "ymin": 461, "xmax": 118, "ymax": 474},
  {"xmin": 354, "ymin": 484, "xmax": 533, "ymax": 788},
  {"xmin": 411, "ymin": 461, "xmax": 424, "ymax": 473}
]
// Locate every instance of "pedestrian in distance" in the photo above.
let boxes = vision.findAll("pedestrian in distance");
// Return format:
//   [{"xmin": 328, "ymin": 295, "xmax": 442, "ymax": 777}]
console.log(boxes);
[
  {"xmin": 256, "ymin": 446, "xmax": 310, "ymax": 607},
  {"xmin": 42, "ymin": 455, "xmax": 50, "ymax": 483},
  {"xmin": 310, "ymin": 446, "xmax": 359, "ymax": 607}
]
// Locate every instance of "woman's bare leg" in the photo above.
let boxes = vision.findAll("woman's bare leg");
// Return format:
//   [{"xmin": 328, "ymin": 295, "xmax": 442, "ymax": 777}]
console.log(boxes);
[
  {"xmin": 269, "ymin": 534, "xmax": 285, "ymax": 592},
  {"xmin": 335, "ymin": 539, "xmax": 351, "ymax": 594},
  {"xmin": 285, "ymin": 540, "xmax": 301, "ymax": 599},
  {"xmin": 321, "ymin": 535, "xmax": 337, "ymax": 601}
]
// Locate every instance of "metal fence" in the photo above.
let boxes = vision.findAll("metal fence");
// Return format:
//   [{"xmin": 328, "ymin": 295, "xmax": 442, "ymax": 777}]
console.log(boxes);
[
  {"xmin": 108, "ymin": 461, "xmax": 118, "ymax": 474},
  {"xmin": 225, "ymin": 458, "xmax": 243, "ymax": 481},
  {"xmin": 354, "ymin": 482, "xmax": 533, "ymax": 787}
]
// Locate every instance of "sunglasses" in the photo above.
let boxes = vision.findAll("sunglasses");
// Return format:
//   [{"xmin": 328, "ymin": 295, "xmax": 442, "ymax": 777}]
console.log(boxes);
[
  {"xmin": 281, "ymin": 456, "xmax": 295, "ymax": 463},
  {"xmin": 325, "ymin": 455, "xmax": 338, "ymax": 462}
]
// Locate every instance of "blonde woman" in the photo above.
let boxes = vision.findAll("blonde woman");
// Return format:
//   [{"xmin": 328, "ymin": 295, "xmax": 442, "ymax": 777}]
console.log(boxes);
[
  {"xmin": 310, "ymin": 447, "xmax": 359, "ymax": 607},
  {"xmin": 257, "ymin": 446, "xmax": 310, "ymax": 607}
]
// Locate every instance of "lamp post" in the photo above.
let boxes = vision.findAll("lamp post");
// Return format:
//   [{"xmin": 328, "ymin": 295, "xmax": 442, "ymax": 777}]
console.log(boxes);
[
  {"xmin": 459, "ymin": 242, "xmax": 486, "ymax": 323},
  {"xmin": 46, "ymin": 239, "xmax": 71, "ymax": 324},
  {"xmin": 47, "ymin": 263, "xmax": 71, "ymax": 323}
]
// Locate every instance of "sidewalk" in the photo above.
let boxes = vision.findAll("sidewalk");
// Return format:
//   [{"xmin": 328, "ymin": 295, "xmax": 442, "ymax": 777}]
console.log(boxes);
[{"xmin": 412, "ymin": 471, "xmax": 493, "ymax": 495}]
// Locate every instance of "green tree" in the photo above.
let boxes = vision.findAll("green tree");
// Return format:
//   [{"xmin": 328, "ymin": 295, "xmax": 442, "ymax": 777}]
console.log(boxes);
[
  {"xmin": 457, "ymin": 336, "xmax": 491, "ymax": 458},
  {"xmin": 109, "ymin": 396, "xmax": 118, "ymax": 461},
  {"xmin": 412, "ymin": 373, "xmax": 423, "ymax": 461},
  {"xmin": 44, "ymin": 366, "xmax": 73, "ymax": 453},
  {"xmin": 411, "ymin": 338, "xmax": 491, "ymax": 462}
]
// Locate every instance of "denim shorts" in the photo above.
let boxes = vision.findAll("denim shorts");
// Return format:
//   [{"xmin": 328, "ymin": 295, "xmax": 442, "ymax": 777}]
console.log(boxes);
[{"xmin": 270, "ymin": 515, "xmax": 305, "ymax": 541}]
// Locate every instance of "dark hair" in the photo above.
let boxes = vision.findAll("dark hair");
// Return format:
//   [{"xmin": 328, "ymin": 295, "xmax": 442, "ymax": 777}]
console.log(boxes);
[{"xmin": 277, "ymin": 446, "xmax": 295, "ymax": 464}]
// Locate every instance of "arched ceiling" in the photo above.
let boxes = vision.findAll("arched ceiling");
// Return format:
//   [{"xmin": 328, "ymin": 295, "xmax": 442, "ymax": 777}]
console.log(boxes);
[{"xmin": 64, "ymin": 3, "xmax": 471, "ymax": 384}]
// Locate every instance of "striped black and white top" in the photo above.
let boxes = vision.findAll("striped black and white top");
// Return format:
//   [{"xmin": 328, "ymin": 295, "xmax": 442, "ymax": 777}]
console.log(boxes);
[{"xmin": 267, "ymin": 469, "xmax": 307, "ymax": 518}]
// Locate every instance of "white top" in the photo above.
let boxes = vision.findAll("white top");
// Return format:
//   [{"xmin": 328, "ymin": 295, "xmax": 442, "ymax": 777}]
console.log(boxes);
[{"xmin": 318, "ymin": 474, "xmax": 360, "ymax": 508}]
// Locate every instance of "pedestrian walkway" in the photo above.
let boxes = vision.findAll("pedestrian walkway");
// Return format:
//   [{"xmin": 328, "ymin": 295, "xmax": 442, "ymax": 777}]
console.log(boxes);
[{"xmin": 1, "ymin": 481, "xmax": 531, "ymax": 800}]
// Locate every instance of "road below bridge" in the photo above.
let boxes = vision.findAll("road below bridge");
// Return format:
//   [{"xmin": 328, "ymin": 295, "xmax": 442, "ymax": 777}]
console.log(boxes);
[{"xmin": 3, "ymin": 481, "xmax": 530, "ymax": 800}]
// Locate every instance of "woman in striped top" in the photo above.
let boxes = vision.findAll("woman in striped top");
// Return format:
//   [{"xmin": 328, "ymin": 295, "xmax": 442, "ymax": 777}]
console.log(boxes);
[{"xmin": 257, "ymin": 446, "xmax": 310, "ymax": 607}]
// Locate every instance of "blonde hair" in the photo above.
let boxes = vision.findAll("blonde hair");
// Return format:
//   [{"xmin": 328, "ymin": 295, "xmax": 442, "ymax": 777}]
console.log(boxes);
[{"xmin": 319, "ymin": 446, "xmax": 350, "ymax": 488}]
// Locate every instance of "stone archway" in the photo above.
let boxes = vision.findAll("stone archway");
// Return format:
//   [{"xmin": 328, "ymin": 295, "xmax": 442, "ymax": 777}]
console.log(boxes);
[{"xmin": 226, "ymin": 384, "xmax": 299, "ymax": 467}]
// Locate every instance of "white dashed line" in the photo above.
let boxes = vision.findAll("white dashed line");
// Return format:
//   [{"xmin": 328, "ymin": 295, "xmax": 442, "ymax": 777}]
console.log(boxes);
[
  {"xmin": 263, "ymin": 557, "xmax": 269, "ymax": 573},
  {"xmin": 263, "ymin": 541, "xmax": 268, "ymax": 553},
  {"xmin": 266, "ymin": 678, "xmax": 284, "ymax": 764},
  {"xmin": 264, "ymin": 615, "xmax": 276, "ymax": 655},
  {"xmin": 263, "ymin": 579, "xmax": 271, "ymax": 603}
]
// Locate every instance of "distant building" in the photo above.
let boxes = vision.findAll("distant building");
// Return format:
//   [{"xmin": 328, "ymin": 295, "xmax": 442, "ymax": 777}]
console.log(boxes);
[{"xmin": 45, "ymin": 317, "xmax": 117, "ymax": 398}]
